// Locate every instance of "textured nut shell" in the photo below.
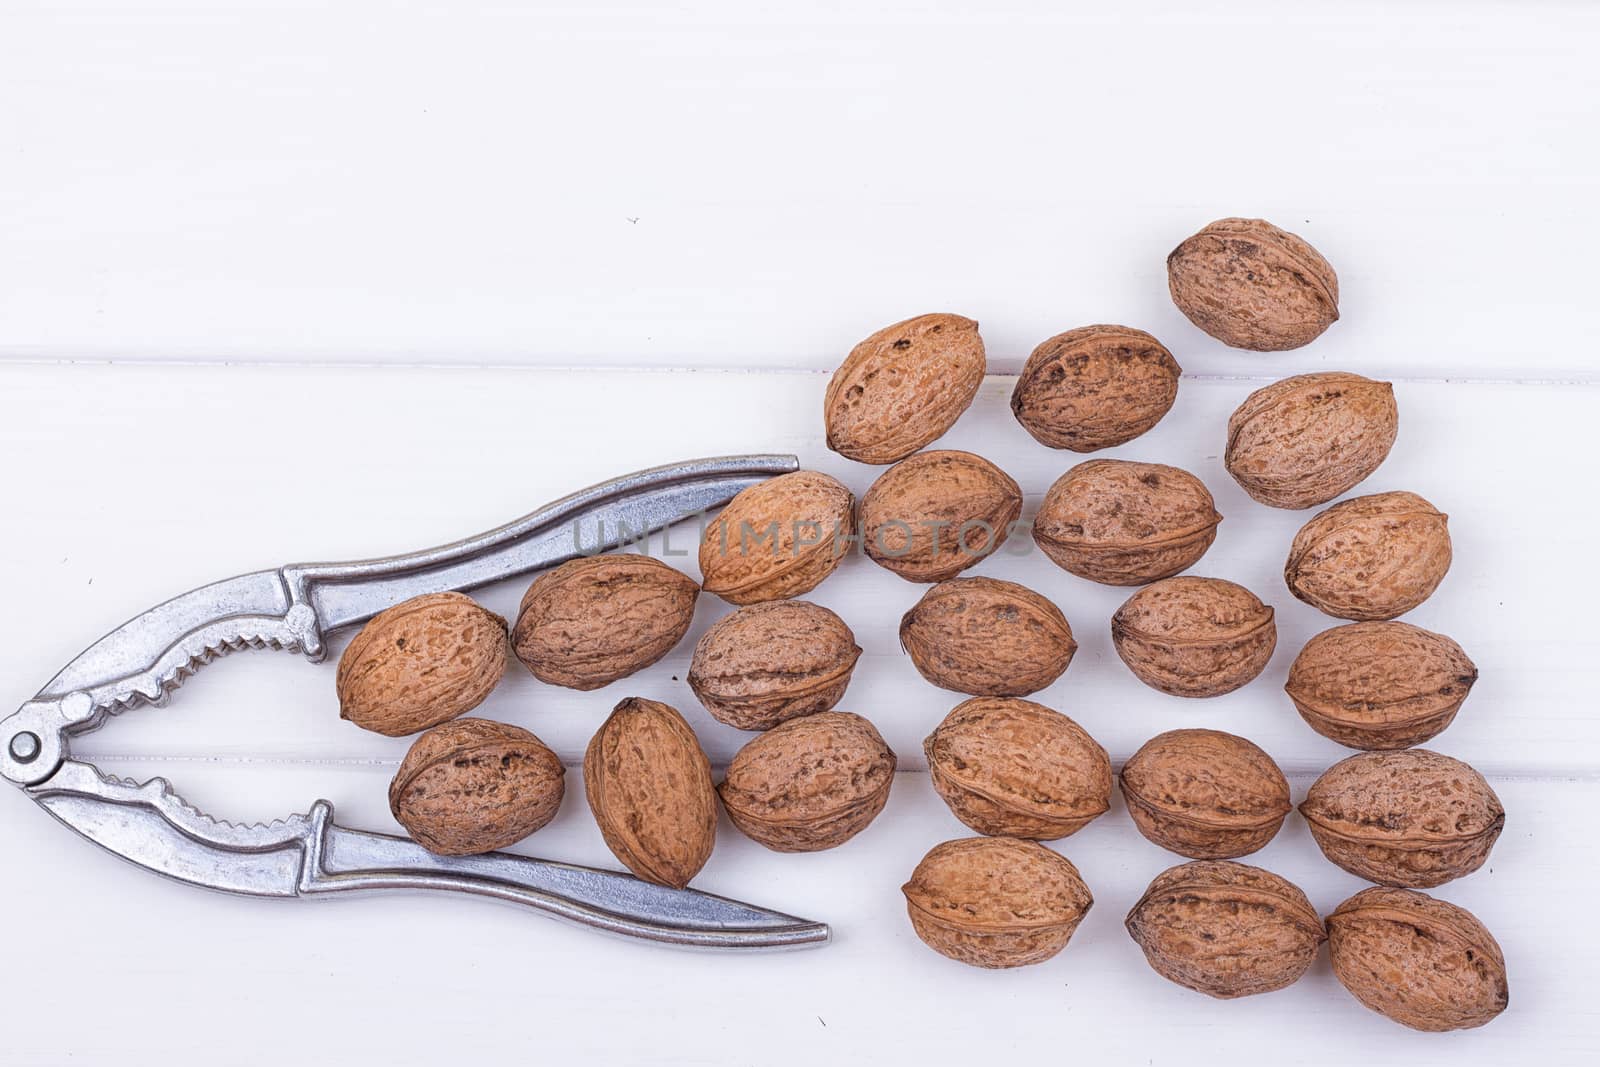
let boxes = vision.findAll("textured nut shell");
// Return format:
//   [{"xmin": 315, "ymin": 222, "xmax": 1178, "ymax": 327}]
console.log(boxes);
[
  {"xmin": 1328, "ymin": 887, "xmax": 1508, "ymax": 1031},
  {"xmin": 902, "ymin": 837, "xmax": 1093, "ymax": 969},
  {"xmin": 1126, "ymin": 861, "xmax": 1325, "ymax": 999},
  {"xmin": 900, "ymin": 577, "xmax": 1077, "ymax": 696},
  {"xmin": 1121, "ymin": 729, "xmax": 1292, "ymax": 859},
  {"xmin": 388, "ymin": 719, "xmax": 565, "ymax": 856},
  {"xmin": 718, "ymin": 711, "xmax": 896, "ymax": 852},
  {"xmin": 512, "ymin": 554, "xmax": 698, "ymax": 691},
  {"xmin": 861, "ymin": 450, "xmax": 1022, "ymax": 582},
  {"xmin": 336, "ymin": 592, "xmax": 508, "ymax": 737},
  {"xmin": 1285, "ymin": 491, "xmax": 1452, "ymax": 621},
  {"xmin": 699, "ymin": 470, "xmax": 855, "ymax": 605},
  {"xmin": 1010, "ymin": 325, "xmax": 1182, "ymax": 451},
  {"xmin": 1287, "ymin": 622, "xmax": 1478, "ymax": 749},
  {"xmin": 924, "ymin": 697, "xmax": 1111, "ymax": 839},
  {"xmin": 1033, "ymin": 459, "xmax": 1221, "ymax": 585},
  {"xmin": 824, "ymin": 313, "xmax": 986, "ymax": 464},
  {"xmin": 687, "ymin": 601, "xmax": 861, "ymax": 730},
  {"xmin": 1225, "ymin": 372, "xmax": 1398, "ymax": 509},
  {"xmin": 584, "ymin": 698, "xmax": 717, "ymax": 888},
  {"xmin": 1300, "ymin": 749, "xmax": 1504, "ymax": 887},
  {"xmin": 1111, "ymin": 577, "xmax": 1277, "ymax": 697},
  {"xmin": 1167, "ymin": 218, "xmax": 1340, "ymax": 351}
]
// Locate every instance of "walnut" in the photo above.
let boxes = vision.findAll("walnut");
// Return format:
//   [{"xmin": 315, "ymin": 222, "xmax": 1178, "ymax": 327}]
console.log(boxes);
[
  {"xmin": 1120, "ymin": 729, "xmax": 1291, "ymax": 859},
  {"xmin": 901, "ymin": 837, "xmax": 1093, "ymax": 968},
  {"xmin": 583, "ymin": 697, "xmax": 717, "ymax": 888},
  {"xmin": 389, "ymin": 719, "xmax": 564, "ymax": 856},
  {"xmin": 1300, "ymin": 749, "xmax": 1504, "ymax": 887},
  {"xmin": 1033, "ymin": 459, "xmax": 1221, "ymax": 585},
  {"xmin": 860, "ymin": 450, "xmax": 1022, "ymax": 582},
  {"xmin": 512, "ymin": 554, "xmax": 698, "ymax": 691},
  {"xmin": 924, "ymin": 696, "xmax": 1110, "ymax": 839},
  {"xmin": 699, "ymin": 470, "xmax": 856, "ymax": 605},
  {"xmin": 1009, "ymin": 325, "xmax": 1181, "ymax": 451},
  {"xmin": 1285, "ymin": 491, "xmax": 1452, "ymax": 620},
  {"xmin": 899, "ymin": 577, "xmax": 1076, "ymax": 697},
  {"xmin": 1126, "ymin": 860, "xmax": 1325, "ymax": 999},
  {"xmin": 1225, "ymin": 372, "xmax": 1397, "ymax": 509},
  {"xmin": 1286, "ymin": 622, "xmax": 1478, "ymax": 749},
  {"xmin": 1327, "ymin": 887, "xmax": 1508, "ymax": 1031},
  {"xmin": 1111, "ymin": 577, "xmax": 1276, "ymax": 697},
  {"xmin": 718, "ymin": 711, "xmax": 895, "ymax": 852},
  {"xmin": 1167, "ymin": 218, "xmax": 1339, "ymax": 350},
  {"xmin": 336, "ymin": 592, "xmax": 508, "ymax": 736},
  {"xmin": 824, "ymin": 313, "xmax": 986, "ymax": 464},
  {"xmin": 687, "ymin": 600, "xmax": 860, "ymax": 731}
]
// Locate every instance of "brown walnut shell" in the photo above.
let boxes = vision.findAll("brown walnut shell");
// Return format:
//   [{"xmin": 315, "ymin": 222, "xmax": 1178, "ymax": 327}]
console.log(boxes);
[
  {"xmin": 1010, "ymin": 325, "xmax": 1182, "ymax": 451},
  {"xmin": 1120, "ymin": 729, "xmax": 1292, "ymax": 859},
  {"xmin": 1110, "ymin": 577, "xmax": 1276, "ymax": 697},
  {"xmin": 924, "ymin": 697, "xmax": 1111, "ymax": 839},
  {"xmin": 901, "ymin": 837, "xmax": 1093, "ymax": 969},
  {"xmin": 699, "ymin": 470, "xmax": 856, "ymax": 605},
  {"xmin": 687, "ymin": 600, "xmax": 861, "ymax": 731},
  {"xmin": 1286, "ymin": 622, "xmax": 1478, "ymax": 750},
  {"xmin": 861, "ymin": 450, "xmax": 1022, "ymax": 582},
  {"xmin": 388, "ymin": 719, "xmax": 565, "ymax": 856},
  {"xmin": 718, "ymin": 711, "xmax": 896, "ymax": 852},
  {"xmin": 1167, "ymin": 218, "xmax": 1339, "ymax": 351},
  {"xmin": 1126, "ymin": 860, "xmax": 1325, "ymax": 999},
  {"xmin": 900, "ymin": 577, "xmax": 1077, "ymax": 697},
  {"xmin": 1327, "ymin": 887, "xmax": 1509, "ymax": 1031},
  {"xmin": 824, "ymin": 313, "xmax": 986, "ymax": 464},
  {"xmin": 583, "ymin": 697, "xmax": 717, "ymax": 888},
  {"xmin": 1225, "ymin": 372, "xmax": 1398, "ymax": 509},
  {"xmin": 1285, "ymin": 491, "xmax": 1452, "ymax": 621},
  {"xmin": 1300, "ymin": 749, "xmax": 1504, "ymax": 888},
  {"xmin": 511, "ymin": 554, "xmax": 698, "ymax": 691},
  {"xmin": 336, "ymin": 592, "xmax": 508, "ymax": 737},
  {"xmin": 1033, "ymin": 459, "xmax": 1222, "ymax": 585}
]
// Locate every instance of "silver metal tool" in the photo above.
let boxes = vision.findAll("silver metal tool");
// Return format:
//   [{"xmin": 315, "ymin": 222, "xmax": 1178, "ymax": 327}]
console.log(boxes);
[{"xmin": 0, "ymin": 454, "xmax": 830, "ymax": 951}]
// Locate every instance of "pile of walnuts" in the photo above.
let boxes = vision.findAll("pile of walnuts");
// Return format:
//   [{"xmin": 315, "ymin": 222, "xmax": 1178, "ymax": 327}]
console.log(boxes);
[{"xmin": 334, "ymin": 218, "xmax": 1506, "ymax": 1033}]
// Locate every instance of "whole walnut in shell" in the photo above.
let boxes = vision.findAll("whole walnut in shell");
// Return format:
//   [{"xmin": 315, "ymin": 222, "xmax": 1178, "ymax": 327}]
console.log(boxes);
[
  {"xmin": 1327, "ymin": 887, "xmax": 1509, "ymax": 1031},
  {"xmin": 1167, "ymin": 218, "xmax": 1339, "ymax": 351},
  {"xmin": 1286, "ymin": 622, "xmax": 1478, "ymax": 749},
  {"xmin": 861, "ymin": 450, "xmax": 1022, "ymax": 582},
  {"xmin": 389, "ymin": 718, "xmax": 565, "ymax": 856},
  {"xmin": 718, "ymin": 711, "xmax": 896, "ymax": 852},
  {"xmin": 699, "ymin": 470, "xmax": 855, "ymax": 605},
  {"xmin": 1033, "ymin": 459, "xmax": 1221, "ymax": 585},
  {"xmin": 900, "ymin": 577, "xmax": 1077, "ymax": 697},
  {"xmin": 1224, "ymin": 372, "xmax": 1398, "ymax": 509},
  {"xmin": 1010, "ymin": 325, "xmax": 1181, "ymax": 451},
  {"xmin": 902, "ymin": 837, "xmax": 1093, "ymax": 969},
  {"xmin": 824, "ymin": 313, "xmax": 986, "ymax": 464},
  {"xmin": 584, "ymin": 697, "xmax": 717, "ymax": 888},
  {"xmin": 1111, "ymin": 577, "xmax": 1276, "ymax": 697},
  {"xmin": 337, "ymin": 592, "xmax": 508, "ymax": 737},
  {"xmin": 1121, "ymin": 729, "xmax": 1291, "ymax": 859},
  {"xmin": 1300, "ymin": 749, "xmax": 1504, "ymax": 888},
  {"xmin": 924, "ymin": 697, "xmax": 1111, "ymax": 839},
  {"xmin": 1126, "ymin": 860, "xmax": 1325, "ymax": 999},
  {"xmin": 512, "ymin": 554, "xmax": 698, "ymax": 691},
  {"xmin": 1285, "ymin": 491, "xmax": 1452, "ymax": 621},
  {"xmin": 687, "ymin": 600, "xmax": 861, "ymax": 731}
]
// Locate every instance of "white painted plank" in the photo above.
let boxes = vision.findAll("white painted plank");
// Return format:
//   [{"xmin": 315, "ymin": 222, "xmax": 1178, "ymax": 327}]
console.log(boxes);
[
  {"xmin": 0, "ymin": 363, "xmax": 1593, "ymax": 780},
  {"xmin": 2, "ymin": 1, "xmax": 1598, "ymax": 378},
  {"xmin": 0, "ymin": 761, "xmax": 1591, "ymax": 1066}
]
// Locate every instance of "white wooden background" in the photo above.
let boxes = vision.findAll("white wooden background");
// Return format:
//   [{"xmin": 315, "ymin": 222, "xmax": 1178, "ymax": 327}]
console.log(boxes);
[{"xmin": 3, "ymin": 2, "xmax": 1599, "ymax": 1064}]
